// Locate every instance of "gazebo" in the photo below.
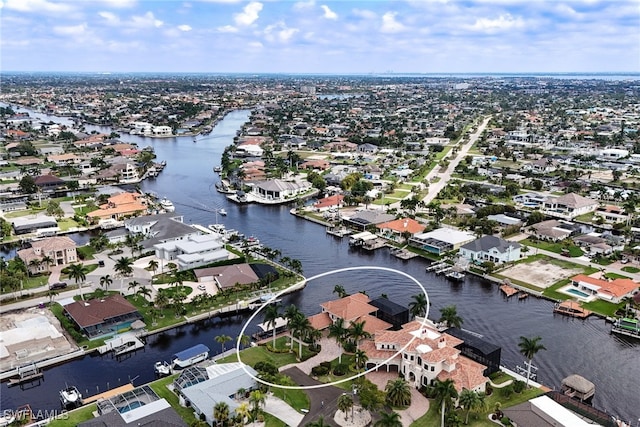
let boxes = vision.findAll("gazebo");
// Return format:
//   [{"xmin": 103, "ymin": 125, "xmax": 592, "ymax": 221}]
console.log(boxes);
[{"xmin": 561, "ymin": 374, "xmax": 595, "ymax": 402}]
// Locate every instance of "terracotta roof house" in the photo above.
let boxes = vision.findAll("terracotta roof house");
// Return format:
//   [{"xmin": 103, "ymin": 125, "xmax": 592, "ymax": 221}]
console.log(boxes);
[
  {"xmin": 194, "ymin": 263, "xmax": 259, "ymax": 290},
  {"xmin": 570, "ymin": 274, "xmax": 638, "ymax": 303},
  {"xmin": 319, "ymin": 293, "xmax": 393, "ymax": 335},
  {"xmin": 376, "ymin": 218, "xmax": 424, "ymax": 243},
  {"xmin": 542, "ymin": 193, "xmax": 598, "ymax": 219},
  {"xmin": 64, "ymin": 294, "xmax": 142, "ymax": 339},
  {"xmin": 87, "ymin": 192, "xmax": 147, "ymax": 221},
  {"xmin": 17, "ymin": 236, "xmax": 78, "ymax": 274},
  {"xmin": 360, "ymin": 318, "xmax": 488, "ymax": 393},
  {"xmin": 313, "ymin": 194, "xmax": 344, "ymax": 211},
  {"xmin": 301, "ymin": 159, "xmax": 330, "ymax": 170}
]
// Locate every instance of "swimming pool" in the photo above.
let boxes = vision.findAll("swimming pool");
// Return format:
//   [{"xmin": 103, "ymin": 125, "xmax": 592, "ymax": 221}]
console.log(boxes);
[
  {"xmin": 119, "ymin": 400, "xmax": 144, "ymax": 413},
  {"xmin": 565, "ymin": 288, "xmax": 590, "ymax": 298}
]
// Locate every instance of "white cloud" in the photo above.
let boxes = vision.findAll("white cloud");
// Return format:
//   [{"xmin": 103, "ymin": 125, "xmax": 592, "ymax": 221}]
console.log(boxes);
[
  {"xmin": 320, "ymin": 5, "xmax": 337, "ymax": 20},
  {"xmin": 98, "ymin": 11, "xmax": 120, "ymax": 25},
  {"xmin": 352, "ymin": 9, "xmax": 376, "ymax": 20},
  {"xmin": 234, "ymin": 2, "xmax": 262, "ymax": 26},
  {"xmin": 381, "ymin": 12, "xmax": 406, "ymax": 33},
  {"xmin": 2, "ymin": 0, "xmax": 73, "ymax": 13},
  {"xmin": 53, "ymin": 23, "xmax": 88, "ymax": 36},
  {"xmin": 469, "ymin": 14, "xmax": 525, "ymax": 32},
  {"xmin": 217, "ymin": 25, "xmax": 238, "ymax": 33},
  {"xmin": 178, "ymin": 24, "xmax": 192, "ymax": 31},
  {"xmin": 98, "ymin": 0, "xmax": 136, "ymax": 8},
  {"xmin": 130, "ymin": 11, "xmax": 163, "ymax": 29},
  {"xmin": 293, "ymin": 0, "xmax": 315, "ymax": 10},
  {"xmin": 264, "ymin": 21, "xmax": 299, "ymax": 43}
]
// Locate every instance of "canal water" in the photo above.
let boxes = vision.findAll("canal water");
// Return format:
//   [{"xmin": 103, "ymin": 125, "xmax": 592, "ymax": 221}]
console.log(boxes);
[{"xmin": 1, "ymin": 108, "xmax": 638, "ymax": 423}]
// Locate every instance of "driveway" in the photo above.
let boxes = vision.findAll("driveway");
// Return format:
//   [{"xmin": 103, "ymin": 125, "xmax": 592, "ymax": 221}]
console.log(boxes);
[{"xmin": 365, "ymin": 371, "xmax": 430, "ymax": 427}]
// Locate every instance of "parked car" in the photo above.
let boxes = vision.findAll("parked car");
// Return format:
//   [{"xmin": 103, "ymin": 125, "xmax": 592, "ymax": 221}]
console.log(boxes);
[
  {"xmin": 98, "ymin": 260, "xmax": 105, "ymax": 267},
  {"xmin": 197, "ymin": 284, "xmax": 206, "ymax": 291},
  {"xmin": 49, "ymin": 282, "xmax": 67, "ymax": 290}
]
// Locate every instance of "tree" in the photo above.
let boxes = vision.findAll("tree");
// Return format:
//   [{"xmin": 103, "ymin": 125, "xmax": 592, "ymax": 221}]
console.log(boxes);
[
  {"xmin": 328, "ymin": 317, "xmax": 348, "ymax": 363},
  {"xmin": 234, "ymin": 401, "xmax": 250, "ymax": 425},
  {"xmin": 433, "ymin": 378, "xmax": 458, "ymax": 427},
  {"xmin": 305, "ymin": 416, "xmax": 328, "ymax": 427},
  {"xmin": 147, "ymin": 259, "xmax": 159, "ymax": 276},
  {"xmin": 137, "ymin": 285, "xmax": 152, "ymax": 303},
  {"xmin": 337, "ymin": 393, "xmax": 354, "ymax": 421},
  {"xmin": 213, "ymin": 401, "xmax": 230, "ymax": 427},
  {"xmin": 99, "ymin": 274, "xmax": 113, "ymax": 291},
  {"xmin": 46, "ymin": 200, "xmax": 64, "ymax": 219},
  {"xmin": 67, "ymin": 263, "xmax": 88, "ymax": 300},
  {"xmin": 518, "ymin": 336, "xmax": 546, "ymax": 387},
  {"xmin": 239, "ymin": 334, "xmax": 251, "ymax": 349},
  {"xmin": 439, "ymin": 305, "xmax": 463, "ymax": 328},
  {"xmin": 459, "ymin": 389, "xmax": 480, "ymax": 425},
  {"xmin": 385, "ymin": 378, "xmax": 411, "ymax": 407},
  {"xmin": 114, "ymin": 256, "xmax": 134, "ymax": 294},
  {"xmin": 333, "ymin": 284, "xmax": 347, "ymax": 298},
  {"xmin": 215, "ymin": 334, "xmax": 233, "ymax": 353},
  {"xmin": 19, "ymin": 175, "xmax": 37, "ymax": 194},
  {"xmin": 128, "ymin": 280, "xmax": 140, "ymax": 296},
  {"xmin": 248, "ymin": 390, "xmax": 266, "ymax": 419},
  {"xmin": 263, "ymin": 303, "xmax": 281, "ymax": 348},
  {"xmin": 354, "ymin": 349, "xmax": 368, "ymax": 372},
  {"xmin": 348, "ymin": 320, "xmax": 371, "ymax": 350},
  {"xmin": 41, "ymin": 255, "xmax": 54, "ymax": 273},
  {"xmin": 409, "ymin": 293, "xmax": 428, "ymax": 318},
  {"xmin": 374, "ymin": 411, "xmax": 402, "ymax": 427}
]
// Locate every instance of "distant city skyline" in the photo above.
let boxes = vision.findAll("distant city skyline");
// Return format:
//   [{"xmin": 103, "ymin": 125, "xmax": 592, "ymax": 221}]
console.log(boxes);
[{"xmin": 2, "ymin": 0, "xmax": 639, "ymax": 74}]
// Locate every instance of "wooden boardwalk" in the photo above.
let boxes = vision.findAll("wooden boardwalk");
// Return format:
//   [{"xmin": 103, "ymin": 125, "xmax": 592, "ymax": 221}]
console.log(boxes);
[
  {"xmin": 83, "ymin": 384, "xmax": 135, "ymax": 404},
  {"xmin": 500, "ymin": 284, "xmax": 518, "ymax": 298}
]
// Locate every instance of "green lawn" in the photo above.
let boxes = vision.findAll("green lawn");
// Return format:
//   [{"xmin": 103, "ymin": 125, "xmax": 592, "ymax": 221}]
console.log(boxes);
[
  {"xmin": 150, "ymin": 375, "xmax": 199, "ymax": 425},
  {"xmin": 520, "ymin": 239, "xmax": 584, "ymax": 257},
  {"xmin": 272, "ymin": 384, "xmax": 310, "ymax": 412},
  {"xmin": 582, "ymin": 299, "xmax": 623, "ymax": 317},
  {"xmin": 411, "ymin": 386, "xmax": 544, "ymax": 427},
  {"xmin": 217, "ymin": 340, "xmax": 309, "ymax": 367},
  {"xmin": 47, "ymin": 403, "xmax": 97, "ymax": 427},
  {"xmin": 57, "ymin": 217, "xmax": 80, "ymax": 231},
  {"xmin": 622, "ymin": 266, "xmax": 640, "ymax": 273}
]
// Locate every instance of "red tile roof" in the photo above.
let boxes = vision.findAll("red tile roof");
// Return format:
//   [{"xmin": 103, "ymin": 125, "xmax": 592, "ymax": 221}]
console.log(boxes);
[
  {"xmin": 320, "ymin": 293, "xmax": 377, "ymax": 322},
  {"xmin": 376, "ymin": 218, "xmax": 424, "ymax": 234},
  {"xmin": 64, "ymin": 294, "xmax": 139, "ymax": 328},
  {"xmin": 571, "ymin": 274, "xmax": 638, "ymax": 299}
]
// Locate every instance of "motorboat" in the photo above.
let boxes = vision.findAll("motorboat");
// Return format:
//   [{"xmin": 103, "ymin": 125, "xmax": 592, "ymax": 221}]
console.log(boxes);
[
  {"xmin": 154, "ymin": 361, "xmax": 172, "ymax": 376},
  {"xmin": 159, "ymin": 197, "xmax": 175, "ymax": 212},
  {"xmin": 172, "ymin": 344, "xmax": 209, "ymax": 369},
  {"xmin": 59, "ymin": 385, "xmax": 82, "ymax": 408},
  {"xmin": 218, "ymin": 209, "xmax": 227, "ymax": 216},
  {"xmin": 213, "ymin": 165, "xmax": 222, "ymax": 173}
]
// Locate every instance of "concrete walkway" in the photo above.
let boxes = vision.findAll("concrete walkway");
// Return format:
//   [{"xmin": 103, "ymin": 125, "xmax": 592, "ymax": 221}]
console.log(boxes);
[
  {"xmin": 263, "ymin": 394, "xmax": 305, "ymax": 427},
  {"xmin": 365, "ymin": 371, "xmax": 430, "ymax": 427},
  {"xmin": 279, "ymin": 337, "xmax": 342, "ymax": 375}
]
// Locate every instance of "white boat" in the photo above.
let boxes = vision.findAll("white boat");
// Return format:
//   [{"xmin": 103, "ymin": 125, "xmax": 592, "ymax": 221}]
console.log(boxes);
[
  {"xmin": 59, "ymin": 385, "xmax": 82, "ymax": 408},
  {"xmin": 219, "ymin": 208, "xmax": 227, "ymax": 216},
  {"xmin": 154, "ymin": 361, "xmax": 172, "ymax": 376},
  {"xmin": 213, "ymin": 165, "xmax": 222, "ymax": 173},
  {"xmin": 160, "ymin": 197, "xmax": 175, "ymax": 212},
  {"xmin": 172, "ymin": 344, "xmax": 209, "ymax": 369}
]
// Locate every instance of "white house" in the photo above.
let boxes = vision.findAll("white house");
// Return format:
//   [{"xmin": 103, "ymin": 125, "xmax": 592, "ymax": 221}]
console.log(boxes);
[
  {"xmin": 542, "ymin": 193, "xmax": 598, "ymax": 219},
  {"xmin": 152, "ymin": 125, "xmax": 173, "ymax": 136},
  {"xmin": 600, "ymin": 148, "xmax": 629, "ymax": 159},
  {"xmin": 459, "ymin": 235, "xmax": 521, "ymax": 265},
  {"xmin": 153, "ymin": 234, "xmax": 229, "ymax": 270},
  {"xmin": 251, "ymin": 179, "xmax": 311, "ymax": 202}
]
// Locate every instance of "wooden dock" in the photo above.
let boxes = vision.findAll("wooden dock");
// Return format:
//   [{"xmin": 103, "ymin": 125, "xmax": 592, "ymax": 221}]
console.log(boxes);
[
  {"xmin": 82, "ymin": 383, "xmax": 135, "ymax": 404},
  {"xmin": 7, "ymin": 363, "xmax": 43, "ymax": 387},
  {"xmin": 553, "ymin": 301, "xmax": 592, "ymax": 318},
  {"xmin": 390, "ymin": 247, "xmax": 419, "ymax": 260},
  {"xmin": 500, "ymin": 284, "xmax": 519, "ymax": 298}
]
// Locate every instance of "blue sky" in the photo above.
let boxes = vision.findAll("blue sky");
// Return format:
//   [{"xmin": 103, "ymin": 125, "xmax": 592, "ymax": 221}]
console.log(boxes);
[{"xmin": 1, "ymin": 0, "xmax": 639, "ymax": 73}]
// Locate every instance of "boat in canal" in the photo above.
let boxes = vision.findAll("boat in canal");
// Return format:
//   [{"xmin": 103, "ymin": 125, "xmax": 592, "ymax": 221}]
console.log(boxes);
[
  {"xmin": 59, "ymin": 385, "xmax": 82, "ymax": 408},
  {"xmin": 219, "ymin": 208, "xmax": 227, "ymax": 216},
  {"xmin": 172, "ymin": 344, "xmax": 210, "ymax": 369},
  {"xmin": 154, "ymin": 361, "xmax": 172, "ymax": 376},
  {"xmin": 160, "ymin": 197, "xmax": 176, "ymax": 212},
  {"xmin": 611, "ymin": 317, "xmax": 640, "ymax": 339}
]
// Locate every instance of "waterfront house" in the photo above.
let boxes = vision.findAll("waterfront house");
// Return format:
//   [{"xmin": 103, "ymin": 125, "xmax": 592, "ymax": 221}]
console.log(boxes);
[
  {"xmin": 125, "ymin": 213, "xmax": 200, "ymax": 250},
  {"xmin": 87, "ymin": 191, "xmax": 147, "ymax": 221},
  {"xmin": 503, "ymin": 395, "xmax": 605, "ymax": 427},
  {"xmin": 10, "ymin": 214, "xmax": 58, "ymax": 235},
  {"xmin": 359, "ymin": 317, "xmax": 488, "ymax": 393},
  {"xmin": 528, "ymin": 219, "xmax": 575, "ymax": 241},
  {"xmin": 459, "ymin": 235, "xmax": 522, "ymax": 265},
  {"xmin": 309, "ymin": 293, "xmax": 393, "ymax": 336},
  {"xmin": 174, "ymin": 362, "xmax": 258, "ymax": 427},
  {"xmin": 194, "ymin": 263, "xmax": 262, "ymax": 291},
  {"xmin": 17, "ymin": 236, "xmax": 77, "ymax": 274},
  {"xmin": 34, "ymin": 174, "xmax": 66, "ymax": 192},
  {"xmin": 343, "ymin": 210, "xmax": 396, "ymax": 231},
  {"xmin": 153, "ymin": 234, "xmax": 229, "ymax": 270},
  {"xmin": 542, "ymin": 192, "xmax": 598, "ymax": 220},
  {"xmin": 313, "ymin": 194, "xmax": 344, "ymax": 212},
  {"xmin": 250, "ymin": 179, "xmax": 312, "ymax": 203},
  {"xmin": 376, "ymin": 217, "xmax": 425, "ymax": 243},
  {"xmin": 63, "ymin": 294, "xmax": 142, "ymax": 339},
  {"xmin": 445, "ymin": 327, "xmax": 502, "ymax": 376},
  {"xmin": 408, "ymin": 228, "xmax": 475, "ymax": 255},
  {"xmin": 569, "ymin": 274, "xmax": 638, "ymax": 303}
]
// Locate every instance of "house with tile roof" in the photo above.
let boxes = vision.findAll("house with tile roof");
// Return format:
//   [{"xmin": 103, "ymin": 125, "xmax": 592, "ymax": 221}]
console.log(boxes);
[
  {"xmin": 359, "ymin": 317, "xmax": 488, "ymax": 393},
  {"xmin": 459, "ymin": 235, "xmax": 522, "ymax": 265},
  {"xmin": 376, "ymin": 218, "xmax": 424, "ymax": 243},
  {"xmin": 309, "ymin": 293, "xmax": 393, "ymax": 337},
  {"xmin": 569, "ymin": 274, "xmax": 638, "ymax": 303},
  {"xmin": 63, "ymin": 294, "xmax": 142, "ymax": 339},
  {"xmin": 87, "ymin": 192, "xmax": 147, "ymax": 221},
  {"xmin": 17, "ymin": 236, "xmax": 77, "ymax": 274},
  {"xmin": 542, "ymin": 192, "xmax": 598, "ymax": 219}
]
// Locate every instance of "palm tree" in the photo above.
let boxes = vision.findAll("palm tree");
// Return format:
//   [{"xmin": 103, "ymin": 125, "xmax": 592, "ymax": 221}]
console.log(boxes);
[
  {"xmin": 354, "ymin": 349, "xmax": 368, "ymax": 372},
  {"xmin": 337, "ymin": 393, "xmax": 354, "ymax": 421},
  {"xmin": 458, "ymin": 389, "xmax": 480, "ymax": 425},
  {"xmin": 67, "ymin": 263, "xmax": 88, "ymax": 300},
  {"xmin": 47, "ymin": 289, "xmax": 58, "ymax": 305},
  {"xmin": 213, "ymin": 401, "xmax": 230, "ymax": 427},
  {"xmin": 28, "ymin": 258, "xmax": 41, "ymax": 276},
  {"xmin": 409, "ymin": 293, "xmax": 428, "ymax": 318},
  {"xmin": 239, "ymin": 333, "xmax": 251, "ymax": 349},
  {"xmin": 147, "ymin": 259, "xmax": 159, "ymax": 276},
  {"xmin": 348, "ymin": 320, "xmax": 371, "ymax": 350},
  {"xmin": 215, "ymin": 334, "xmax": 232, "ymax": 353},
  {"xmin": 289, "ymin": 313, "xmax": 311, "ymax": 359},
  {"xmin": 114, "ymin": 256, "xmax": 134, "ymax": 294},
  {"xmin": 385, "ymin": 378, "xmax": 411, "ymax": 408},
  {"xmin": 248, "ymin": 390, "xmax": 266, "ymax": 419},
  {"xmin": 154, "ymin": 291, "xmax": 169, "ymax": 313},
  {"xmin": 137, "ymin": 285, "xmax": 152, "ymax": 303},
  {"xmin": 374, "ymin": 411, "xmax": 402, "ymax": 427},
  {"xmin": 518, "ymin": 335, "xmax": 546, "ymax": 387},
  {"xmin": 128, "ymin": 280, "xmax": 140, "ymax": 296},
  {"xmin": 333, "ymin": 284, "xmax": 347, "ymax": 298},
  {"xmin": 263, "ymin": 303, "xmax": 281, "ymax": 348},
  {"xmin": 433, "ymin": 378, "xmax": 458, "ymax": 427},
  {"xmin": 41, "ymin": 255, "xmax": 54, "ymax": 273},
  {"xmin": 328, "ymin": 317, "xmax": 348, "ymax": 363},
  {"xmin": 234, "ymin": 401, "xmax": 250, "ymax": 425},
  {"xmin": 99, "ymin": 274, "xmax": 113, "ymax": 292},
  {"xmin": 439, "ymin": 305, "xmax": 463, "ymax": 328},
  {"xmin": 284, "ymin": 304, "xmax": 303, "ymax": 347}
]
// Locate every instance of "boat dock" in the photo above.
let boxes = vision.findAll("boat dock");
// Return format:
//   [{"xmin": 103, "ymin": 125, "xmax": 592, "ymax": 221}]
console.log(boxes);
[
  {"xmin": 7, "ymin": 363, "xmax": 43, "ymax": 387},
  {"xmin": 426, "ymin": 261, "xmax": 447, "ymax": 272},
  {"xmin": 362, "ymin": 238, "xmax": 388, "ymax": 251},
  {"xmin": 553, "ymin": 300, "xmax": 592, "ymax": 318},
  {"xmin": 500, "ymin": 284, "xmax": 519, "ymax": 298},
  {"xmin": 445, "ymin": 270, "xmax": 466, "ymax": 281},
  {"xmin": 435, "ymin": 265, "xmax": 452, "ymax": 275},
  {"xmin": 390, "ymin": 247, "xmax": 419, "ymax": 260},
  {"xmin": 326, "ymin": 226, "xmax": 351, "ymax": 237},
  {"xmin": 97, "ymin": 333, "xmax": 145, "ymax": 357},
  {"xmin": 82, "ymin": 384, "xmax": 135, "ymax": 404}
]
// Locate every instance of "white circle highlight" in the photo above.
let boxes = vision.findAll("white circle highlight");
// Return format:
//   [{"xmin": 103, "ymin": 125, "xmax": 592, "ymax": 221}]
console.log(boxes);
[{"xmin": 235, "ymin": 266, "xmax": 430, "ymax": 390}]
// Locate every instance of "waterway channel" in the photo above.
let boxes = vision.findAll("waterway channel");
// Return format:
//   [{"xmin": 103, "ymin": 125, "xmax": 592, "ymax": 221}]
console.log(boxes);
[{"xmin": 1, "ymin": 107, "xmax": 638, "ymax": 424}]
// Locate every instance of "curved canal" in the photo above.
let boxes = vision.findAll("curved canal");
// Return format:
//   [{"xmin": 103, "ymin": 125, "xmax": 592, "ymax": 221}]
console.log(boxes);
[{"xmin": 1, "ymin": 108, "xmax": 638, "ymax": 424}]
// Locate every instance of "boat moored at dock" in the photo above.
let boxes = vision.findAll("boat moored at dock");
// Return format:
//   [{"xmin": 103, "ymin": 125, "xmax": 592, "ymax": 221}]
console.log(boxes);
[
  {"xmin": 160, "ymin": 197, "xmax": 175, "ymax": 212},
  {"xmin": 154, "ymin": 361, "xmax": 172, "ymax": 376},
  {"xmin": 611, "ymin": 317, "xmax": 640, "ymax": 339},
  {"xmin": 59, "ymin": 385, "xmax": 83, "ymax": 408},
  {"xmin": 172, "ymin": 344, "xmax": 210, "ymax": 369}
]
